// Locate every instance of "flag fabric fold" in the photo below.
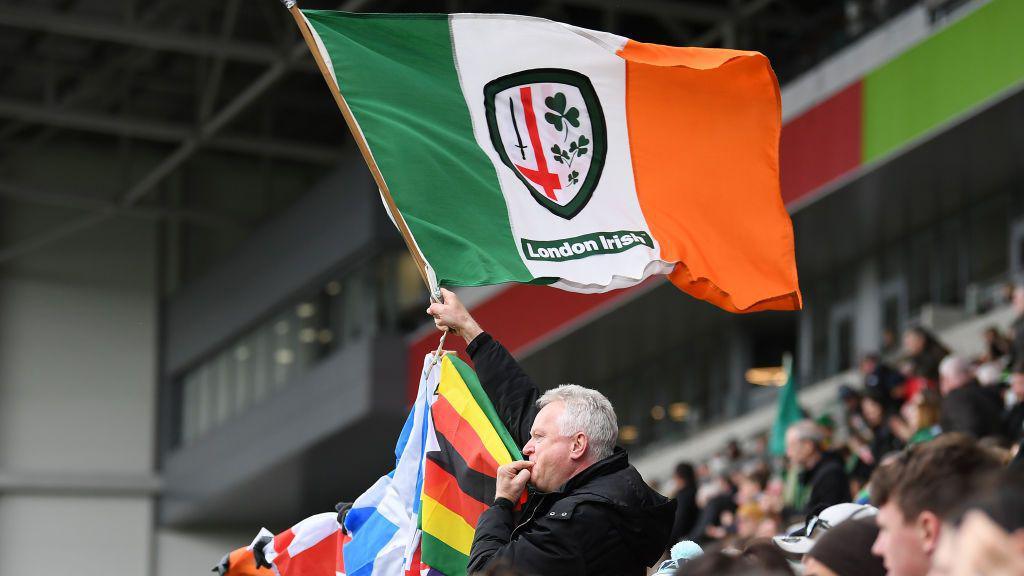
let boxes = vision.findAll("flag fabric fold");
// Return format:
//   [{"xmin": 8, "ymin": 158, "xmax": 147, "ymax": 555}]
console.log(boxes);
[{"xmin": 298, "ymin": 10, "xmax": 801, "ymax": 312}]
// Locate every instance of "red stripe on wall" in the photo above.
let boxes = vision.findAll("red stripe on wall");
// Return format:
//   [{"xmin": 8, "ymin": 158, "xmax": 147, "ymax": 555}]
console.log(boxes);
[
  {"xmin": 780, "ymin": 81, "xmax": 863, "ymax": 205},
  {"xmin": 407, "ymin": 284, "xmax": 639, "ymax": 399}
]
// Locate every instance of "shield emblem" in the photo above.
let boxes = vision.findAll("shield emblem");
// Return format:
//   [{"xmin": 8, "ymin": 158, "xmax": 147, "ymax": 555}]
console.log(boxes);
[{"xmin": 484, "ymin": 69, "xmax": 607, "ymax": 220}]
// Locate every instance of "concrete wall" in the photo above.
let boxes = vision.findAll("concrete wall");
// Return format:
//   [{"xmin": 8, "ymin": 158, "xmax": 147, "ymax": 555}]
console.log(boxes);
[{"xmin": 0, "ymin": 209, "xmax": 158, "ymax": 575}]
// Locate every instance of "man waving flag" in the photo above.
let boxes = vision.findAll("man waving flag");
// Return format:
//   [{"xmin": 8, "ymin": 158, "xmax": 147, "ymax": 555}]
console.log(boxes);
[{"xmin": 284, "ymin": 5, "xmax": 801, "ymax": 312}]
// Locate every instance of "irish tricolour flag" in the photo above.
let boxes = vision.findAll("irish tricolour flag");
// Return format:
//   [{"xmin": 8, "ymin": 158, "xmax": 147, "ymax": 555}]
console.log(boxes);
[{"xmin": 298, "ymin": 10, "xmax": 801, "ymax": 312}]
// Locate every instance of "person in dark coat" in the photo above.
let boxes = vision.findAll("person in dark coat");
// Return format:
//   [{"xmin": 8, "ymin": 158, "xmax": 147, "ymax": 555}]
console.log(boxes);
[
  {"xmin": 1007, "ymin": 285, "xmax": 1024, "ymax": 369},
  {"xmin": 938, "ymin": 356, "xmax": 1004, "ymax": 438},
  {"xmin": 1005, "ymin": 370, "xmax": 1024, "ymax": 442},
  {"xmin": 859, "ymin": 353, "xmax": 905, "ymax": 411},
  {"xmin": 668, "ymin": 462, "xmax": 700, "ymax": 547},
  {"xmin": 428, "ymin": 289, "xmax": 675, "ymax": 575},
  {"xmin": 785, "ymin": 420, "xmax": 851, "ymax": 520},
  {"xmin": 902, "ymin": 326, "xmax": 949, "ymax": 384}
]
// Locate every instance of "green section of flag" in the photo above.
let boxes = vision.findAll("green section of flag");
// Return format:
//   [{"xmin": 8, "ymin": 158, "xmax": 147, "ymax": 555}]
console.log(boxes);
[
  {"xmin": 303, "ymin": 11, "xmax": 532, "ymax": 286},
  {"xmin": 422, "ymin": 532, "xmax": 470, "ymax": 576},
  {"xmin": 863, "ymin": 0, "xmax": 1024, "ymax": 162},
  {"xmin": 769, "ymin": 354, "xmax": 800, "ymax": 457},
  {"xmin": 450, "ymin": 355, "xmax": 523, "ymax": 460}
]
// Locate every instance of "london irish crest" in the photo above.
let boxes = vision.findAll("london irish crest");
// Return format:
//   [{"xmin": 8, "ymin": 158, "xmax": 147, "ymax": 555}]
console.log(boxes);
[{"xmin": 484, "ymin": 69, "xmax": 607, "ymax": 220}]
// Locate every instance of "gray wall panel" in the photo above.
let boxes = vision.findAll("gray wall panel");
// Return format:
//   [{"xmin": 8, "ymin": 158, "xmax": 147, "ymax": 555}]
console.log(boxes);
[{"xmin": 164, "ymin": 156, "xmax": 393, "ymax": 374}]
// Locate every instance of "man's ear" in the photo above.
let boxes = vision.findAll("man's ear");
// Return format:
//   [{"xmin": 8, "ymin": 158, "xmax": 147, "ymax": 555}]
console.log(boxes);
[
  {"xmin": 570, "ymin": 433, "xmax": 588, "ymax": 460},
  {"xmin": 917, "ymin": 510, "xmax": 942, "ymax": 554}
]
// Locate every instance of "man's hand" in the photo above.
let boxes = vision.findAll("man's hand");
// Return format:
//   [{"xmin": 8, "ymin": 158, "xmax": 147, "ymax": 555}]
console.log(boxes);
[
  {"xmin": 495, "ymin": 460, "xmax": 534, "ymax": 502},
  {"xmin": 426, "ymin": 288, "xmax": 483, "ymax": 344}
]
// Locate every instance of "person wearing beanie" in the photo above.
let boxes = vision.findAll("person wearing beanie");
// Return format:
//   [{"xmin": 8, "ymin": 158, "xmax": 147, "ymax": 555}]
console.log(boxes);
[{"xmin": 803, "ymin": 518, "xmax": 885, "ymax": 576}]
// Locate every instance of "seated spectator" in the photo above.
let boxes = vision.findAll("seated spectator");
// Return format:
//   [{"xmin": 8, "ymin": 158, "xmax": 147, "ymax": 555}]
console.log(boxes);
[
  {"xmin": 669, "ymin": 462, "xmax": 700, "ymax": 548},
  {"xmin": 894, "ymin": 389, "xmax": 942, "ymax": 445},
  {"xmin": 1008, "ymin": 284, "xmax": 1024, "ymax": 368},
  {"xmin": 860, "ymin": 353, "xmax": 905, "ymax": 411},
  {"xmin": 785, "ymin": 420, "xmax": 851, "ymax": 519},
  {"xmin": 979, "ymin": 325, "xmax": 1012, "ymax": 364},
  {"xmin": 938, "ymin": 356, "xmax": 1004, "ymax": 438},
  {"xmin": 687, "ymin": 474, "xmax": 736, "ymax": 543},
  {"xmin": 741, "ymin": 539, "xmax": 795, "ymax": 575},
  {"xmin": 773, "ymin": 502, "xmax": 877, "ymax": 560},
  {"xmin": 860, "ymin": 388, "xmax": 905, "ymax": 465},
  {"xmin": 871, "ymin": 434, "xmax": 1003, "ymax": 576},
  {"xmin": 902, "ymin": 326, "xmax": 950, "ymax": 392},
  {"xmin": 931, "ymin": 471, "xmax": 1024, "ymax": 576},
  {"xmin": 803, "ymin": 518, "xmax": 885, "ymax": 576},
  {"xmin": 1005, "ymin": 369, "xmax": 1024, "ymax": 442}
]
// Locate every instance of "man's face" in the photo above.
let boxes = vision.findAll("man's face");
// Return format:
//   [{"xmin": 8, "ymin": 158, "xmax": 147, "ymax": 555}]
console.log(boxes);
[
  {"xmin": 927, "ymin": 525, "xmax": 958, "ymax": 576},
  {"xmin": 873, "ymin": 501, "xmax": 933, "ymax": 576},
  {"xmin": 1011, "ymin": 372, "xmax": 1024, "ymax": 399},
  {"xmin": 522, "ymin": 401, "xmax": 578, "ymax": 492},
  {"xmin": 785, "ymin": 429, "xmax": 813, "ymax": 467}
]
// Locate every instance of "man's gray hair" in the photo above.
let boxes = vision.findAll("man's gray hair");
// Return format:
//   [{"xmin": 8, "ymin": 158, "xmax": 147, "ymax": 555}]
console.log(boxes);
[
  {"xmin": 537, "ymin": 384, "xmax": 618, "ymax": 461},
  {"xmin": 788, "ymin": 419, "xmax": 824, "ymax": 446}
]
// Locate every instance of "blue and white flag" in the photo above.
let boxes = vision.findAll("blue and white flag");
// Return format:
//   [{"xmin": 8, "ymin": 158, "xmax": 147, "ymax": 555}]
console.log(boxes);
[{"xmin": 342, "ymin": 356, "xmax": 440, "ymax": 576}]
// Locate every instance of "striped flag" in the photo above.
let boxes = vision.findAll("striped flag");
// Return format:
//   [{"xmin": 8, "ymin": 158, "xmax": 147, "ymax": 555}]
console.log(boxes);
[
  {"xmin": 218, "ymin": 354, "xmax": 521, "ymax": 576},
  {"xmin": 293, "ymin": 9, "xmax": 801, "ymax": 312},
  {"xmin": 420, "ymin": 355, "xmax": 523, "ymax": 574},
  {"xmin": 215, "ymin": 513, "xmax": 348, "ymax": 576}
]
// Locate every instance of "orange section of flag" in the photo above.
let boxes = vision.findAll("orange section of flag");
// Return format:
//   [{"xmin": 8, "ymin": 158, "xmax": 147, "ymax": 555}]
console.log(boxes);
[
  {"xmin": 221, "ymin": 547, "xmax": 276, "ymax": 576},
  {"xmin": 619, "ymin": 41, "xmax": 801, "ymax": 312}
]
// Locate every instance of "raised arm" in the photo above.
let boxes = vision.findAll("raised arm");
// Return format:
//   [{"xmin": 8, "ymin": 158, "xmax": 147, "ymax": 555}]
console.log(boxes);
[{"xmin": 427, "ymin": 288, "xmax": 539, "ymax": 448}]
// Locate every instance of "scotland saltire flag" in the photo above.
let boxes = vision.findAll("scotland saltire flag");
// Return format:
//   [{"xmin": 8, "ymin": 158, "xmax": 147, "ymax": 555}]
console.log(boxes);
[{"xmin": 342, "ymin": 356, "xmax": 439, "ymax": 576}]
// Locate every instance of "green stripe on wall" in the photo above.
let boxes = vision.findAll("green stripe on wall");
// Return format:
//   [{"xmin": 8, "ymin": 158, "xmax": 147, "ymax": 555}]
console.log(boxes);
[
  {"xmin": 303, "ymin": 11, "xmax": 532, "ymax": 286},
  {"xmin": 863, "ymin": 0, "xmax": 1024, "ymax": 162},
  {"xmin": 422, "ymin": 531, "xmax": 470, "ymax": 576}
]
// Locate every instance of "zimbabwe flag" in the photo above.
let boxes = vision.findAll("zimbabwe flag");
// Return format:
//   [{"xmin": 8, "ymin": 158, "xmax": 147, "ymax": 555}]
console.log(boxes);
[{"xmin": 420, "ymin": 355, "xmax": 523, "ymax": 575}]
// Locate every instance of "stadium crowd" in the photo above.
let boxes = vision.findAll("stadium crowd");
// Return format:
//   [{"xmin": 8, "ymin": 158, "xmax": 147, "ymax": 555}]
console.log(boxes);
[{"xmin": 648, "ymin": 286, "xmax": 1024, "ymax": 576}]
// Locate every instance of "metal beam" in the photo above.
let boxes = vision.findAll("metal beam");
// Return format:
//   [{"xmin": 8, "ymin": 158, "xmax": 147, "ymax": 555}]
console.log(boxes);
[
  {"xmin": 0, "ymin": 0, "xmax": 371, "ymax": 265},
  {"xmin": 0, "ymin": 4, "xmax": 292, "ymax": 66},
  {"xmin": 0, "ymin": 97, "xmax": 344, "ymax": 165},
  {"xmin": 691, "ymin": 0, "xmax": 776, "ymax": 46},
  {"xmin": 0, "ymin": 180, "xmax": 241, "ymax": 230},
  {"xmin": 558, "ymin": 0, "xmax": 731, "ymax": 23}
]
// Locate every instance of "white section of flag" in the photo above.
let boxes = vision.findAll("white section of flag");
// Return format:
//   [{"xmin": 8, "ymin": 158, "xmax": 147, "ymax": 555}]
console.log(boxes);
[{"xmin": 450, "ymin": 14, "xmax": 671, "ymax": 291}]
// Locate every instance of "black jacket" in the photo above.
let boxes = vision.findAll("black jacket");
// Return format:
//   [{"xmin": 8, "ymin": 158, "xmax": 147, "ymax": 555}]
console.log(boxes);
[
  {"xmin": 799, "ymin": 451, "xmax": 851, "ymax": 519},
  {"xmin": 940, "ymin": 381, "xmax": 1004, "ymax": 438},
  {"xmin": 465, "ymin": 333, "xmax": 675, "ymax": 575},
  {"xmin": 669, "ymin": 485, "xmax": 699, "ymax": 545}
]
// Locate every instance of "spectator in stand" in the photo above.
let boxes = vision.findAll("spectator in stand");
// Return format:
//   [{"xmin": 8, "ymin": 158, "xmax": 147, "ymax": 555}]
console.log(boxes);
[
  {"xmin": 1006, "ymin": 369, "xmax": 1024, "ymax": 443},
  {"xmin": 803, "ymin": 517, "xmax": 886, "ymax": 576},
  {"xmin": 785, "ymin": 420, "xmax": 851, "ymax": 520},
  {"xmin": 860, "ymin": 352, "xmax": 905, "ymax": 411},
  {"xmin": 902, "ymin": 326, "xmax": 950, "ymax": 396},
  {"xmin": 669, "ymin": 462, "xmax": 700, "ymax": 548},
  {"xmin": 894, "ymin": 389, "xmax": 943, "ymax": 445},
  {"xmin": 687, "ymin": 474, "xmax": 736, "ymax": 543},
  {"xmin": 859, "ymin": 388, "xmax": 905, "ymax": 466},
  {"xmin": 980, "ymin": 325, "xmax": 1012, "ymax": 364},
  {"xmin": 938, "ymin": 356, "xmax": 1004, "ymax": 439},
  {"xmin": 871, "ymin": 434, "xmax": 1003, "ymax": 576},
  {"xmin": 930, "ymin": 471, "xmax": 1024, "ymax": 576},
  {"xmin": 1008, "ymin": 284, "xmax": 1024, "ymax": 369}
]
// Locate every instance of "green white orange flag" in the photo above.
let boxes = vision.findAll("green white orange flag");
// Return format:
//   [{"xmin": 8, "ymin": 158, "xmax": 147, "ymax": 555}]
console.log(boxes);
[{"xmin": 295, "ymin": 9, "xmax": 801, "ymax": 312}]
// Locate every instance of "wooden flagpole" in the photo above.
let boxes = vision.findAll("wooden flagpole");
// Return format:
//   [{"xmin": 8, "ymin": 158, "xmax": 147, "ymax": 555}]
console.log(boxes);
[{"xmin": 281, "ymin": 0, "xmax": 440, "ymax": 300}]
